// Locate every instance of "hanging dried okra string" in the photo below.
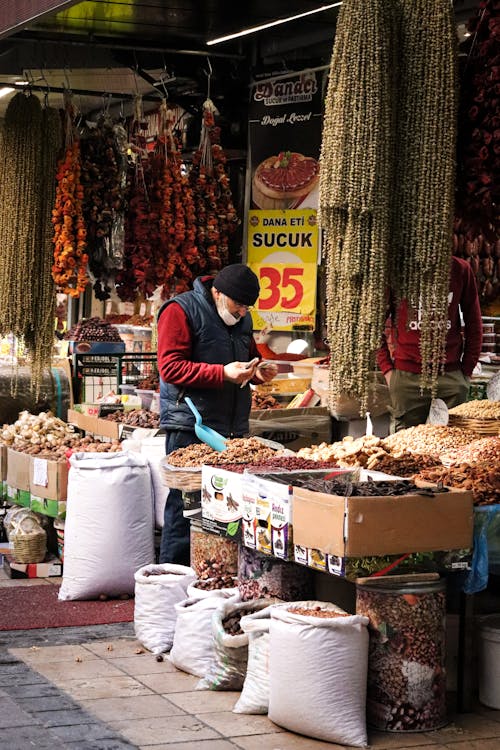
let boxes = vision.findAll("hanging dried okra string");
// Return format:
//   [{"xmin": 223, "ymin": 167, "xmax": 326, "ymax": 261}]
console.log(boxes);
[
  {"xmin": 26, "ymin": 107, "xmax": 63, "ymax": 394},
  {"xmin": 319, "ymin": 0, "xmax": 397, "ymax": 413},
  {"xmin": 391, "ymin": 0, "xmax": 458, "ymax": 393}
]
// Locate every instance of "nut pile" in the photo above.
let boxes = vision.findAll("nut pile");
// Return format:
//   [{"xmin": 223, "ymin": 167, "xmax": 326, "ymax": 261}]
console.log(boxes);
[
  {"xmin": 190, "ymin": 530, "xmax": 238, "ymax": 578},
  {"xmin": 298, "ymin": 435, "xmax": 385, "ymax": 466},
  {"xmin": 222, "ymin": 609, "xmax": 245, "ymax": 636},
  {"xmin": 382, "ymin": 425, "xmax": 475, "ymax": 458},
  {"xmin": 449, "ymin": 400, "xmax": 500, "ymax": 419},
  {"xmin": 251, "ymin": 392, "xmax": 281, "ymax": 410},
  {"xmin": 167, "ymin": 438, "xmax": 276, "ymax": 468},
  {"xmin": 290, "ymin": 607, "xmax": 348, "ymax": 618},
  {"xmin": 65, "ymin": 317, "xmax": 122, "ymax": 342},
  {"xmin": 1, "ymin": 411, "xmax": 76, "ymax": 452},
  {"xmin": 192, "ymin": 575, "xmax": 236, "ymax": 591},
  {"xmin": 104, "ymin": 409, "xmax": 160, "ymax": 428},
  {"xmin": 357, "ymin": 586, "xmax": 446, "ymax": 732},
  {"xmin": 415, "ymin": 462, "xmax": 500, "ymax": 506},
  {"xmin": 441, "ymin": 436, "xmax": 500, "ymax": 466}
]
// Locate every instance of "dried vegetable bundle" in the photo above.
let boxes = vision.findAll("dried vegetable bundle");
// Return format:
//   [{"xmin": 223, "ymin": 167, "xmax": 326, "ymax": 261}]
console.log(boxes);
[
  {"xmin": 0, "ymin": 93, "xmax": 62, "ymax": 392},
  {"xmin": 190, "ymin": 98, "xmax": 239, "ymax": 272},
  {"xmin": 117, "ymin": 101, "xmax": 199, "ymax": 301},
  {"xmin": 454, "ymin": 0, "xmax": 500, "ymax": 308},
  {"xmin": 80, "ymin": 116, "xmax": 127, "ymax": 300},
  {"xmin": 391, "ymin": 0, "xmax": 457, "ymax": 391},
  {"xmin": 51, "ymin": 95, "xmax": 88, "ymax": 297},
  {"xmin": 320, "ymin": 0, "xmax": 458, "ymax": 409},
  {"xmin": 319, "ymin": 0, "xmax": 396, "ymax": 413}
]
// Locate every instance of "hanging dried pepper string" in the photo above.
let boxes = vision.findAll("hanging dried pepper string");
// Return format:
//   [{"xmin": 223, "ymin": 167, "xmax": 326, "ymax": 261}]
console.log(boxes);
[
  {"xmin": 51, "ymin": 93, "xmax": 89, "ymax": 297},
  {"xmin": 190, "ymin": 98, "xmax": 239, "ymax": 272}
]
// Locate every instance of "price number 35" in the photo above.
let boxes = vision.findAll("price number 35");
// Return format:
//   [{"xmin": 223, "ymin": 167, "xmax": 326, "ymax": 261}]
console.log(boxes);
[{"xmin": 257, "ymin": 266, "xmax": 304, "ymax": 310}]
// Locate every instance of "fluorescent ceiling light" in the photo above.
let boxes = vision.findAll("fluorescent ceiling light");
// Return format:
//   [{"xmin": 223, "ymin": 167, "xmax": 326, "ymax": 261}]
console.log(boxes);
[{"xmin": 206, "ymin": 2, "xmax": 342, "ymax": 46}]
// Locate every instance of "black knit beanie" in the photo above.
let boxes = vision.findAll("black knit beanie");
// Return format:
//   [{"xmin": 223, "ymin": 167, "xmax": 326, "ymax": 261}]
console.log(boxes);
[{"xmin": 213, "ymin": 264, "xmax": 260, "ymax": 306}]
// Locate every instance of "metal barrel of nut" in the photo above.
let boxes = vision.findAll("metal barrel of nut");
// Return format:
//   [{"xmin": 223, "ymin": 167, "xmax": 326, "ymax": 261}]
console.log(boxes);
[{"xmin": 356, "ymin": 574, "xmax": 447, "ymax": 733}]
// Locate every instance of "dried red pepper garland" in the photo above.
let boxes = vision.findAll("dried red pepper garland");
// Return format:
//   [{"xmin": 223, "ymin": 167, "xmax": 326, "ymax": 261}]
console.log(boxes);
[
  {"xmin": 190, "ymin": 99, "xmax": 239, "ymax": 272},
  {"xmin": 454, "ymin": 0, "xmax": 500, "ymax": 307}
]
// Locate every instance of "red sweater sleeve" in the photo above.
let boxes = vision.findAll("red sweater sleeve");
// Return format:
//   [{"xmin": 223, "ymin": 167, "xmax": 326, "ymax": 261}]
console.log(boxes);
[
  {"xmin": 157, "ymin": 302, "xmax": 224, "ymax": 388},
  {"xmin": 460, "ymin": 262, "xmax": 483, "ymax": 376},
  {"xmin": 376, "ymin": 318, "xmax": 395, "ymax": 375}
]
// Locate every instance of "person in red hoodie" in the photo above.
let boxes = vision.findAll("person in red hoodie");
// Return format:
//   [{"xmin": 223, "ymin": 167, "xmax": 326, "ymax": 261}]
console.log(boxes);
[{"xmin": 376, "ymin": 257, "xmax": 483, "ymax": 431}]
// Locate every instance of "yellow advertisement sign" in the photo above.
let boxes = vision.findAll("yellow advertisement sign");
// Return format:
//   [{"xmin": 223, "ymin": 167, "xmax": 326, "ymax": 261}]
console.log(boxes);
[{"xmin": 247, "ymin": 209, "xmax": 318, "ymax": 331}]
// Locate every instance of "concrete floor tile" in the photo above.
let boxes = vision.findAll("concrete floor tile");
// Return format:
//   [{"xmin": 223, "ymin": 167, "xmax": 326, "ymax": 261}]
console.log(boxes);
[
  {"xmin": 10, "ymin": 644, "xmax": 99, "ymax": 663},
  {"xmin": 0, "ymin": 694, "xmax": 40, "ymax": 728},
  {"xmin": 81, "ymin": 694, "xmax": 186, "ymax": 722},
  {"xmin": 50, "ymin": 721, "xmax": 119, "ymax": 742},
  {"xmin": 137, "ymin": 670, "xmax": 200, "ymax": 693},
  {"xmin": 39, "ymin": 708, "xmax": 98, "ymax": 727},
  {"xmin": 65, "ymin": 741, "xmax": 136, "ymax": 750},
  {"xmin": 83, "ymin": 638, "xmax": 144, "ymax": 658},
  {"xmin": 110, "ymin": 714, "xmax": 220, "ymax": 745},
  {"xmin": 200, "ymin": 711, "xmax": 285, "ymax": 738},
  {"xmin": 231, "ymin": 732, "xmax": 349, "ymax": 749},
  {"xmin": 0, "ymin": 724, "xmax": 61, "ymax": 748},
  {"xmin": 5, "ymin": 682, "xmax": 62, "ymax": 699},
  {"xmin": 17, "ymin": 693, "xmax": 79, "ymax": 712},
  {"xmin": 110, "ymin": 654, "xmax": 179, "ymax": 675},
  {"xmin": 166, "ymin": 690, "xmax": 241, "ymax": 714},
  {"xmin": 27, "ymin": 656, "xmax": 125, "ymax": 682},
  {"xmin": 138, "ymin": 741, "xmax": 239, "ymax": 750},
  {"xmin": 56, "ymin": 675, "xmax": 153, "ymax": 700},
  {"xmin": 368, "ymin": 730, "xmax": 444, "ymax": 748}
]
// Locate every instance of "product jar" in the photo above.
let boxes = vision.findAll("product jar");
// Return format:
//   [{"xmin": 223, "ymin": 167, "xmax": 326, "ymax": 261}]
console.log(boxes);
[{"xmin": 356, "ymin": 576, "xmax": 447, "ymax": 732}]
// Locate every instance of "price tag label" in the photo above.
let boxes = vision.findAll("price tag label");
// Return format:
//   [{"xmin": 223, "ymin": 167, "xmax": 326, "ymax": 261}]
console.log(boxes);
[
  {"xmin": 487, "ymin": 372, "xmax": 500, "ymax": 401},
  {"xmin": 32, "ymin": 458, "xmax": 49, "ymax": 488},
  {"xmin": 427, "ymin": 398, "xmax": 449, "ymax": 426}
]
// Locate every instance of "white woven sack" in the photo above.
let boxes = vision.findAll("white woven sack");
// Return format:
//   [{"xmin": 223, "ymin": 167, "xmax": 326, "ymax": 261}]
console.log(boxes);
[
  {"xmin": 196, "ymin": 598, "xmax": 271, "ymax": 691},
  {"xmin": 140, "ymin": 436, "xmax": 169, "ymax": 528},
  {"xmin": 169, "ymin": 592, "xmax": 237, "ymax": 677},
  {"xmin": 134, "ymin": 563, "xmax": 196, "ymax": 654},
  {"xmin": 59, "ymin": 452, "xmax": 154, "ymax": 601},
  {"xmin": 233, "ymin": 604, "xmax": 276, "ymax": 714},
  {"xmin": 186, "ymin": 580, "xmax": 238, "ymax": 600},
  {"xmin": 268, "ymin": 601, "xmax": 369, "ymax": 747}
]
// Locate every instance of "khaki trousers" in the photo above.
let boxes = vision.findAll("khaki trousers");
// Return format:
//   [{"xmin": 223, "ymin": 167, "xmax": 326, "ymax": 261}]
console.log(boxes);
[{"xmin": 388, "ymin": 369, "xmax": 470, "ymax": 432}]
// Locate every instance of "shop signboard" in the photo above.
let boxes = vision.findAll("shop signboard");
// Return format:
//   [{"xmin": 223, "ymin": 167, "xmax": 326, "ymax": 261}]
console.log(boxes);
[{"xmin": 247, "ymin": 69, "xmax": 324, "ymax": 331}]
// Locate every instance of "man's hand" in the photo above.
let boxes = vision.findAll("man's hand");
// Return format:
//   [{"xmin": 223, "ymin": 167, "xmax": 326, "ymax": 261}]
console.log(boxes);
[
  {"xmin": 224, "ymin": 358, "xmax": 259, "ymax": 385},
  {"xmin": 255, "ymin": 362, "xmax": 279, "ymax": 383}
]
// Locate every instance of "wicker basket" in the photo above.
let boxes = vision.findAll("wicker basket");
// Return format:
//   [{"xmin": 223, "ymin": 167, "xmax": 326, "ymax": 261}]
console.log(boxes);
[
  {"xmin": 11, "ymin": 528, "xmax": 47, "ymax": 564},
  {"xmin": 160, "ymin": 459, "xmax": 202, "ymax": 492},
  {"xmin": 448, "ymin": 414, "xmax": 500, "ymax": 436}
]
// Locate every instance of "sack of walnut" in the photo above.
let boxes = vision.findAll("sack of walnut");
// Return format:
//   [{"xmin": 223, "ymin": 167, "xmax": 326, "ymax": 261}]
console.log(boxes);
[
  {"xmin": 134, "ymin": 564, "xmax": 196, "ymax": 655},
  {"xmin": 268, "ymin": 601, "xmax": 369, "ymax": 747},
  {"xmin": 170, "ymin": 589, "xmax": 239, "ymax": 677},
  {"xmin": 196, "ymin": 598, "xmax": 273, "ymax": 691}
]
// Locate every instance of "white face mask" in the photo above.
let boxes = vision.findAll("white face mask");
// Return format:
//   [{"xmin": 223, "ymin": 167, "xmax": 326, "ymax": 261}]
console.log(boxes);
[{"xmin": 216, "ymin": 295, "xmax": 240, "ymax": 326}]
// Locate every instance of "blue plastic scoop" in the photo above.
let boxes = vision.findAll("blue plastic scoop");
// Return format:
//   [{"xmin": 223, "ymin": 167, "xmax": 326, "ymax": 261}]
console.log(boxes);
[{"xmin": 184, "ymin": 397, "xmax": 227, "ymax": 452}]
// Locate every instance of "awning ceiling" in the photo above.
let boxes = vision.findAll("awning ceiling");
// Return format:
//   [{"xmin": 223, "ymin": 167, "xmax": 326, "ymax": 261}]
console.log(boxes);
[{"xmin": 0, "ymin": 0, "xmax": 481, "ymax": 120}]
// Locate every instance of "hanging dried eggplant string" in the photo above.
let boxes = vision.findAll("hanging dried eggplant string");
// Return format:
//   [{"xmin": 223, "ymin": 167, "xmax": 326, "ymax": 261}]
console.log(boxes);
[
  {"xmin": 319, "ymin": 0, "xmax": 397, "ymax": 413},
  {"xmin": 391, "ymin": 0, "xmax": 457, "ymax": 393},
  {"xmin": 27, "ymin": 107, "xmax": 63, "ymax": 395}
]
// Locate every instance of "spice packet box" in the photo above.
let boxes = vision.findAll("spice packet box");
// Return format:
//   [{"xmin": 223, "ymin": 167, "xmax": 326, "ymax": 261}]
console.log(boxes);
[
  {"xmin": 293, "ymin": 543, "xmax": 327, "ymax": 571},
  {"xmin": 241, "ymin": 472, "xmax": 291, "ymax": 559},
  {"xmin": 201, "ymin": 466, "xmax": 243, "ymax": 540}
]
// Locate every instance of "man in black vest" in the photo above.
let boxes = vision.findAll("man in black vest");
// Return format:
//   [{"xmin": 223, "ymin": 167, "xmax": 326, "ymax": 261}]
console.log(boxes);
[{"xmin": 157, "ymin": 264, "xmax": 277, "ymax": 565}]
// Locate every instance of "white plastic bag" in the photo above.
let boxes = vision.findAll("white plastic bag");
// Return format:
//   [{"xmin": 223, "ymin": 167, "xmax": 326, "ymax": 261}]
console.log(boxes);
[
  {"xmin": 139, "ymin": 436, "xmax": 169, "ymax": 529},
  {"xmin": 134, "ymin": 563, "xmax": 196, "ymax": 654},
  {"xmin": 196, "ymin": 598, "xmax": 271, "ymax": 691},
  {"xmin": 169, "ymin": 590, "xmax": 238, "ymax": 677},
  {"xmin": 59, "ymin": 452, "xmax": 154, "ymax": 601},
  {"xmin": 233, "ymin": 604, "xmax": 276, "ymax": 714},
  {"xmin": 268, "ymin": 601, "xmax": 369, "ymax": 747}
]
